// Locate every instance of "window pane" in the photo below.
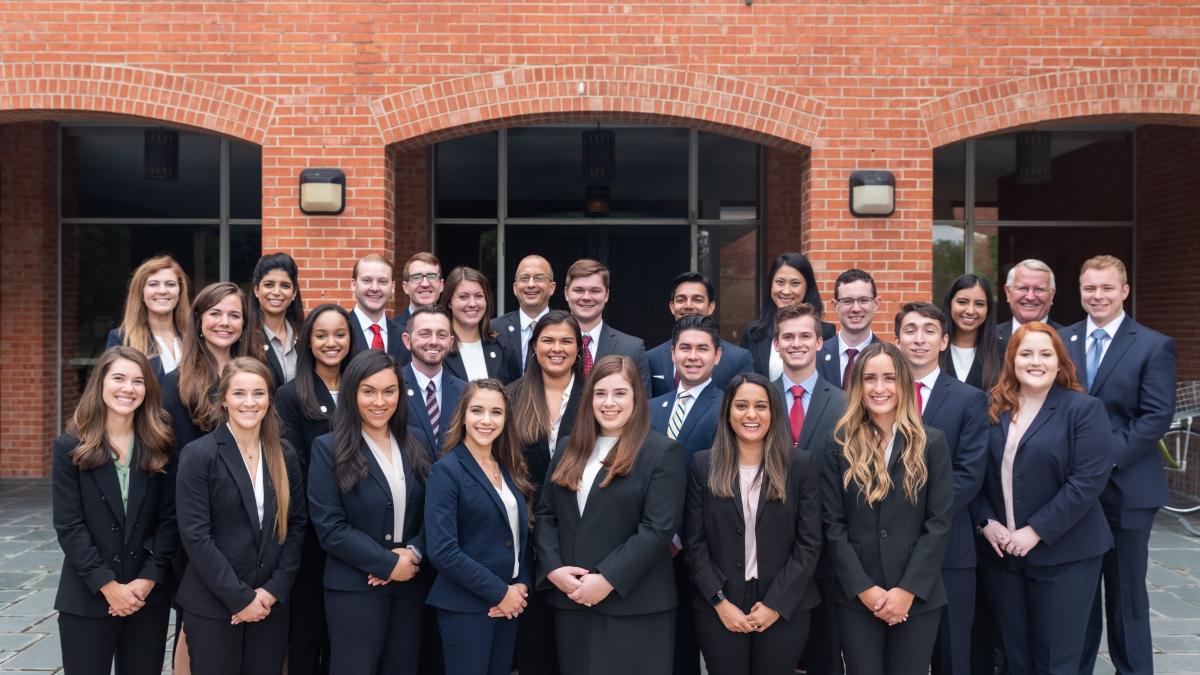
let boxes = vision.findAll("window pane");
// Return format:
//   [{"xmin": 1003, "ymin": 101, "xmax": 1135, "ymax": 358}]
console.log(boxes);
[
  {"xmin": 699, "ymin": 132, "xmax": 759, "ymax": 220},
  {"xmin": 62, "ymin": 127, "xmax": 220, "ymax": 218},
  {"xmin": 231, "ymin": 225, "xmax": 262, "ymax": 288},
  {"xmin": 507, "ymin": 127, "xmax": 688, "ymax": 218},
  {"xmin": 435, "ymin": 133, "xmax": 498, "ymax": 219},
  {"xmin": 933, "ymin": 143, "xmax": 966, "ymax": 221},
  {"xmin": 434, "ymin": 224, "xmax": 499, "ymax": 291},
  {"xmin": 230, "ymin": 140, "xmax": 262, "ymax": 220},
  {"xmin": 698, "ymin": 223, "xmax": 758, "ymax": 344},
  {"xmin": 974, "ymin": 133, "xmax": 1132, "ymax": 221},
  {"xmin": 933, "ymin": 223, "xmax": 965, "ymax": 303}
]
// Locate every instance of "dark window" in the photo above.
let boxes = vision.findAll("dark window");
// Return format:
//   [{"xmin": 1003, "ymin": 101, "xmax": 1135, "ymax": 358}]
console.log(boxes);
[
  {"xmin": 699, "ymin": 132, "xmax": 759, "ymax": 220},
  {"xmin": 435, "ymin": 133, "xmax": 498, "ymax": 219},
  {"xmin": 230, "ymin": 140, "xmax": 262, "ymax": 219},
  {"xmin": 933, "ymin": 143, "xmax": 966, "ymax": 221}
]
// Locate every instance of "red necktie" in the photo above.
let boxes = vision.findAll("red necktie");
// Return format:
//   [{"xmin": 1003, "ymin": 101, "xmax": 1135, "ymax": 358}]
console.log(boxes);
[
  {"xmin": 581, "ymin": 335, "xmax": 594, "ymax": 376},
  {"xmin": 369, "ymin": 323, "xmax": 384, "ymax": 350},
  {"xmin": 841, "ymin": 348, "xmax": 859, "ymax": 390},
  {"xmin": 789, "ymin": 385, "xmax": 806, "ymax": 445},
  {"xmin": 916, "ymin": 381, "xmax": 926, "ymax": 415}
]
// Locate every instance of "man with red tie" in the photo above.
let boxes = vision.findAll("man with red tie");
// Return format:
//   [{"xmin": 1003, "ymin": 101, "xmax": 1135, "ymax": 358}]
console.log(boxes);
[
  {"xmin": 815, "ymin": 268, "xmax": 882, "ymax": 390},
  {"xmin": 771, "ymin": 302, "xmax": 847, "ymax": 675},
  {"xmin": 347, "ymin": 254, "xmax": 410, "ymax": 365}
]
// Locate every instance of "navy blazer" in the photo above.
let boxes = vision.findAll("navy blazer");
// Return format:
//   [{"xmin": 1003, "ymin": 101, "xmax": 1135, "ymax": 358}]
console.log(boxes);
[
  {"xmin": 491, "ymin": 310, "xmax": 526, "ymax": 378},
  {"xmin": 649, "ymin": 384, "xmax": 722, "ymax": 468},
  {"xmin": 921, "ymin": 372, "xmax": 989, "ymax": 569},
  {"xmin": 945, "ymin": 350, "xmax": 985, "ymax": 390},
  {"xmin": 975, "ymin": 386, "xmax": 1115, "ymax": 566},
  {"xmin": 52, "ymin": 435, "xmax": 178, "ymax": 617},
  {"xmin": 306, "ymin": 433, "xmax": 428, "ymax": 593},
  {"xmin": 443, "ymin": 337, "xmax": 515, "ymax": 384},
  {"xmin": 815, "ymin": 333, "xmax": 882, "ymax": 390},
  {"xmin": 348, "ymin": 309, "xmax": 411, "ymax": 366},
  {"xmin": 425, "ymin": 443, "xmax": 532, "ymax": 612},
  {"xmin": 740, "ymin": 320, "xmax": 836, "ymax": 378},
  {"xmin": 997, "ymin": 318, "xmax": 1063, "ymax": 356},
  {"xmin": 174, "ymin": 425, "xmax": 307, "ymax": 619},
  {"xmin": 275, "ymin": 376, "xmax": 337, "ymax": 477},
  {"xmin": 646, "ymin": 338, "xmax": 754, "ymax": 398},
  {"xmin": 821, "ymin": 427, "xmax": 954, "ymax": 615},
  {"xmin": 1061, "ymin": 317, "xmax": 1176, "ymax": 516},
  {"xmin": 591, "ymin": 322, "xmax": 653, "ymax": 394},
  {"xmin": 403, "ymin": 365, "xmax": 466, "ymax": 461}
]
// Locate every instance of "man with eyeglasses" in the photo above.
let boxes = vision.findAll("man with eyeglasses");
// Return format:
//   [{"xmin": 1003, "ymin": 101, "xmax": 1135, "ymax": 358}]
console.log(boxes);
[
  {"xmin": 816, "ymin": 268, "xmax": 882, "ymax": 390},
  {"xmin": 397, "ymin": 251, "xmax": 445, "ymax": 327},
  {"xmin": 348, "ymin": 253, "xmax": 410, "ymax": 365},
  {"xmin": 997, "ymin": 258, "xmax": 1061, "ymax": 353},
  {"xmin": 491, "ymin": 255, "xmax": 557, "ymax": 375}
]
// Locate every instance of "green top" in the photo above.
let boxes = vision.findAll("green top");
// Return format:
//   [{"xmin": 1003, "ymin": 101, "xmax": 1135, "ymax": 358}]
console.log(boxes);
[{"xmin": 114, "ymin": 440, "xmax": 134, "ymax": 512}]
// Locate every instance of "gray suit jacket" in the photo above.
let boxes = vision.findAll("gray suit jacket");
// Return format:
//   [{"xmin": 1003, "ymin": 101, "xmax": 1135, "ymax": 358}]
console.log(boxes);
[{"xmin": 592, "ymin": 322, "xmax": 652, "ymax": 393}]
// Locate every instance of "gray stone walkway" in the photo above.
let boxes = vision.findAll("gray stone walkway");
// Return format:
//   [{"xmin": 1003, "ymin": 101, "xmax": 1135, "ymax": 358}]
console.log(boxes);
[{"xmin": 0, "ymin": 477, "xmax": 1197, "ymax": 673}]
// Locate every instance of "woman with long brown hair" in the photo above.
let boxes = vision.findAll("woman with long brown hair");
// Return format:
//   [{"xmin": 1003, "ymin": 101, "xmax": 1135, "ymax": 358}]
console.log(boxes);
[
  {"xmin": 535, "ymin": 355, "xmax": 686, "ymax": 675},
  {"xmin": 975, "ymin": 322, "xmax": 1113, "ymax": 674},
  {"xmin": 683, "ymin": 372, "xmax": 822, "ymax": 675},
  {"xmin": 174, "ymin": 357, "xmax": 306, "ymax": 674},
  {"xmin": 52, "ymin": 346, "xmax": 176, "ymax": 675},
  {"xmin": 440, "ymin": 266, "xmax": 514, "ymax": 383},
  {"xmin": 426, "ymin": 379, "xmax": 533, "ymax": 675},
  {"xmin": 107, "ymin": 255, "xmax": 192, "ymax": 376},
  {"xmin": 820, "ymin": 342, "xmax": 953, "ymax": 675}
]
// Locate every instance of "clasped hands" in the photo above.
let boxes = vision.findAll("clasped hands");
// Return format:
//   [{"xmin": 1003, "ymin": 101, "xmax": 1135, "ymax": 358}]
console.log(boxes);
[
  {"xmin": 231, "ymin": 587, "xmax": 277, "ymax": 625},
  {"xmin": 486, "ymin": 584, "xmax": 529, "ymax": 619},
  {"xmin": 101, "ymin": 578, "xmax": 156, "ymax": 617},
  {"xmin": 858, "ymin": 586, "xmax": 914, "ymax": 626},
  {"xmin": 981, "ymin": 521, "xmax": 1041, "ymax": 558},
  {"xmin": 367, "ymin": 547, "xmax": 421, "ymax": 586},
  {"xmin": 714, "ymin": 599, "xmax": 781, "ymax": 634},
  {"xmin": 548, "ymin": 566, "xmax": 613, "ymax": 608}
]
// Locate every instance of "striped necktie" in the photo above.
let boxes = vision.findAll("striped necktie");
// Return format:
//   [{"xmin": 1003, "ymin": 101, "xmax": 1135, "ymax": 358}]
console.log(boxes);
[
  {"xmin": 425, "ymin": 380, "xmax": 440, "ymax": 439},
  {"xmin": 667, "ymin": 391, "xmax": 692, "ymax": 440}
]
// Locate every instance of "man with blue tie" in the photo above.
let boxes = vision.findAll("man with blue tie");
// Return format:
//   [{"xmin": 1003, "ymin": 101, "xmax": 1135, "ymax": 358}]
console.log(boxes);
[
  {"xmin": 400, "ymin": 305, "xmax": 466, "ymax": 462},
  {"xmin": 649, "ymin": 314, "xmax": 724, "ymax": 675},
  {"xmin": 816, "ymin": 269, "xmax": 882, "ymax": 390},
  {"xmin": 1064, "ymin": 256, "xmax": 1176, "ymax": 675},
  {"xmin": 772, "ymin": 302, "xmax": 846, "ymax": 675},
  {"xmin": 895, "ymin": 302, "xmax": 989, "ymax": 675},
  {"xmin": 491, "ymin": 255, "xmax": 555, "ymax": 377},
  {"xmin": 647, "ymin": 272, "xmax": 754, "ymax": 397}
]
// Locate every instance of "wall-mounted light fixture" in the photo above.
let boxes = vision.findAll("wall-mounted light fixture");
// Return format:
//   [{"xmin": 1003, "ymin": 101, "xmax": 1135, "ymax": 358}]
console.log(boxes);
[
  {"xmin": 848, "ymin": 170, "xmax": 895, "ymax": 217},
  {"xmin": 299, "ymin": 168, "xmax": 346, "ymax": 215}
]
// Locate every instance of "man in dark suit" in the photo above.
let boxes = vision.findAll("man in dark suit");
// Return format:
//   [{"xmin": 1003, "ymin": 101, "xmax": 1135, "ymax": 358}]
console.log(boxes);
[
  {"xmin": 491, "ymin": 254, "xmax": 555, "ymax": 377},
  {"xmin": 771, "ymin": 302, "xmax": 847, "ymax": 675},
  {"xmin": 347, "ymin": 254, "xmax": 411, "ymax": 366},
  {"xmin": 1063, "ymin": 256, "xmax": 1176, "ymax": 675},
  {"xmin": 816, "ymin": 269, "xmax": 882, "ymax": 389},
  {"xmin": 400, "ymin": 305, "xmax": 466, "ymax": 461},
  {"xmin": 649, "ymin": 314, "xmax": 724, "ymax": 675},
  {"xmin": 564, "ymin": 258, "xmax": 652, "ymax": 392},
  {"xmin": 647, "ymin": 272, "xmax": 753, "ymax": 397},
  {"xmin": 894, "ymin": 302, "xmax": 989, "ymax": 675},
  {"xmin": 395, "ymin": 251, "xmax": 444, "ymax": 329},
  {"xmin": 997, "ymin": 258, "xmax": 1062, "ymax": 352}
]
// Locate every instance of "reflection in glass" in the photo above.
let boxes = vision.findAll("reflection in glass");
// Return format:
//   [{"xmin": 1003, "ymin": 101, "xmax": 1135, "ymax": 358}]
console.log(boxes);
[
  {"xmin": 698, "ymin": 224, "xmax": 758, "ymax": 343},
  {"xmin": 933, "ymin": 144, "xmax": 966, "ymax": 221},
  {"xmin": 932, "ymin": 223, "xmax": 965, "ymax": 303},
  {"xmin": 435, "ymin": 133, "xmax": 499, "ymax": 219},
  {"xmin": 699, "ymin": 133, "xmax": 759, "ymax": 220}
]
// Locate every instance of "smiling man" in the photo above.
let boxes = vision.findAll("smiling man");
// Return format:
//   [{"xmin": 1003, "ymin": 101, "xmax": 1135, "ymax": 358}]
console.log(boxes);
[
  {"xmin": 816, "ymin": 268, "xmax": 882, "ymax": 390},
  {"xmin": 491, "ymin": 255, "xmax": 556, "ymax": 375},
  {"xmin": 401, "ymin": 304, "xmax": 465, "ymax": 462},
  {"xmin": 398, "ymin": 252, "xmax": 445, "ymax": 327},
  {"xmin": 348, "ymin": 254, "xmax": 410, "ymax": 365},
  {"xmin": 997, "ymin": 258, "xmax": 1060, "ymax": 352},
  {"xmin": 564, "ymin": 258, "xmax": 652, "ymax": 392}
]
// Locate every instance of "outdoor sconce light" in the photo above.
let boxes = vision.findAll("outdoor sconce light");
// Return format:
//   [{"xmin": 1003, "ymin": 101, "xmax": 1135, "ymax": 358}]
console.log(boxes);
[
  {"xmin": 849, "ymin": 170, "xmax": 895, "ymax": 217},
  {"xmin": 299, "ymin": 168, "xmax": 346, "ymax": 215}
]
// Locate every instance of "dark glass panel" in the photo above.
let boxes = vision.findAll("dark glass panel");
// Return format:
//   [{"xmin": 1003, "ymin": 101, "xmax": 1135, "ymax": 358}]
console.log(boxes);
[
  {"xmin": 698, "ymin": 132, "xmax": 759, "ymax": 220},
  {"xmin": 435, "ymin": 133, "xmax": 498, "ymax": 219},
  {"xmin": 933, "ymin": 143, "xmax": 966, "ymax": 221},
  {"xmin": 230, "ymin": 140, "xmax": 263, "ymax": 220}
]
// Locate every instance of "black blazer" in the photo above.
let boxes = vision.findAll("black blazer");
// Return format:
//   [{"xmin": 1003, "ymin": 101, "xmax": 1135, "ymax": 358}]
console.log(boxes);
[
  {"xmin": 306, "ymin": 433, "xmax": 428, "ymax": 593},
  {"xmin": 174, "ymin": 425, "xmax": 307, "ymax": 619},
  {"xmin": 535, "ymin": 431, "xmax": 685, "ymax": 616},
  {"xmin": 821, "ymin": 427, "xmax": 954, "ymax": 615},
  {"xmin": 256, "ymin": 326, "xmax": 291, "ymax": 388},
  {"xmin": 491, "ymin": 310, "xmax": 528, "ymax": 378},
  {"xmin": 996, "ymin": 318, "xmax": 1063, "ymax": 355},
  {"xmin": 275, "ymin": 376, "xmax": 337, "ymax": 477},
  {"xmin": 591, "ymin": 322, "xmax": 653, "ymax": 393},
  {"xmin": 444, "ymin": 337, "xmax": 514, "ymax": 384},
  {"xmin": 646, "ymin": 338, "xmax": 755, "ymax": 398},
  {"xmin": 975, "ymin": 386, "xmax": 1115, "ymax": 567},
  {"xmin": 161, "ymin": 369, "xmax": 211, "ymax": 452},
  {"xmin": 348, "ymin": 309, "xmax": 411, "ymax": 366},
  {"xmin": 945, "ymin": 349, "xmax": 985, "ymax": 390},
  {"xmin": 741, "ymin": 320, "xmax": 836, "ymax": 378},
  {"xmin": 509, "ymin": 378, "xmax": 583, "ymax": 506},
  {"xmin": 921, "ymin": 372, "xmax": 988, "ymax": 570},
  {"xmin": 52, "ymin": 434, "xmax": 177, "ymax": 617},
  {"xmin": 683, "ymin": 448, "xmax": 822, "ymax": 620},
  {"xmin": 815, "ymin": 333, "xmax": 882, "ymax": 389}
]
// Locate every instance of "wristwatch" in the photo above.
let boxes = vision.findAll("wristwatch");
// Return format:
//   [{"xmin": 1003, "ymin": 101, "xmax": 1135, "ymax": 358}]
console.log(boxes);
[
  {"xmin": 709, "ymin": 590, "xmax": 726, "ymax": 606},
  {"xmin": 976, "ymin": 518, "xmax": 992, "ymax": 534}
]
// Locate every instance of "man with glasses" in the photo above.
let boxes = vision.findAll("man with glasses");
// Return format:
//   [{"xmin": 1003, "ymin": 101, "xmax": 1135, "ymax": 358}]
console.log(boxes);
[
  {"xmin": 348, "ymin": 253, "xmax": 410, "ymax": 365},
  {"xmin": 397, "ymin": 251, "xmax": 444, "ymax": 327},
  {"xmin": 816, "ymin": 268, "xmax": 882, "ymax": 390},
  {"xmin": 998, "ymin": 258, "xmax": 1060, "ymax": 352},
  {"xmin": 491, "ymin": 255, "xmax": 556, "ymax": 375}
]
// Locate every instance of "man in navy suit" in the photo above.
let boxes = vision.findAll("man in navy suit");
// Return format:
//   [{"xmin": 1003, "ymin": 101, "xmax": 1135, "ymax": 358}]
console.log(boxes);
[
  {"xmin": 396, "ymin": 251, "xmax": 444, "ymax": 329},
  {"xmin": 772, "ymin": 302, "xmax": 847, "ymax": 675},
  {"xmin": 646, "ymin": 272, "xmax": 753, "ymax": 397},
  {"xmin": 998, "ymin": 258, "xmax": 1062, "ymax": 352},
  {"xmin": 649, "ymin": 314, "xmax": 723, "ymax": 675},
  {"xmin": 564, "ymin": 258, "xmax": 652, "ymax": 392},
  {"xmin": 491, "ymin": 254, "xmax": 555, "ymax": 377},
  {"xmin": 895, "ymin": 302, "xmax": 988, "ymax": 675},
  {"xmin": 347, "ymin": 254, "xmax": 411, "ymax": 366},
  {"xmin": 400, "ymin": 305, "xmax": 466, "ymax": 462},
  {"xmin": 816, "ymin": 268, "xmax": 882, "ymax": 389},
  {"xmin": 1064, "ymin": 256, "xmax": 1176, "ymax": 675}
]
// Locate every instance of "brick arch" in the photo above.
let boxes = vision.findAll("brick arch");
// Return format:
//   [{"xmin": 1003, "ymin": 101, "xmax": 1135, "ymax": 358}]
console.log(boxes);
[
  {"xmin": 0, "ymin": 63, "xmax": 274, "ymax": 144},
  {"xmin": 921, "ymin": 67, "xmax": 1200, "ymax": 147},
  {"xmin": 371, "ymin": 65, "xmax": 825, "ymax": 149}
]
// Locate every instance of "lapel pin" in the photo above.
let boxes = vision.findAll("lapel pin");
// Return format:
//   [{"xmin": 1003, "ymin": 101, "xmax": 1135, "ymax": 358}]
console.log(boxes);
[
  {"xmin": 490, "ymin": 351, "xmax": 496, "ymax": 359},
  {"xmin": 662, "ymin": 400, "xmax": 669, "ymax": 408},
  {"xmin": 824, "ymin": 353, "xmax": 831, "ymax": 362},
  {"xmin": 1070, "ymin": 334, "xmax": 1078, "ymax": 342},
  {"xmin": 319, "ymin": 405, "xmax": 327, "ymax": 414},
  {"xmin": 263, "ymin": 344, "xmax": 269, "ymax": 352},
  {"xmin": 508, "ymin": 325, "xmax": 515, "ymax": 332},
  {"xmin": 407, "ymin": 389, "xmax": 414, "ymax": 397}
]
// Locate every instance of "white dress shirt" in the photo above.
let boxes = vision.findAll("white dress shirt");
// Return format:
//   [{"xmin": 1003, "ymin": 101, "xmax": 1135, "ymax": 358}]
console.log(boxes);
[
  {"xmin": 581, "ymin": 322, "xmax": 604, "ymax": 362},
  {"xmin": 915, "ymin": 367, "xmax": 940, "ymax": 416},
  {"xmin": 362, "ymin": 432, "xmax": 407, "ymax": 544},
  {"xmin": 458, "ymin": 340, "xmax": 488, "ymax": 381},
  {"xmin": 494, "ymin": 478, "xmax": 521, "ymax": 578},
  {"xmin": 950, "ymin": 345, "xmax": 975, "ymax": 382},
  {"xmin": 839, "ymin": 332, "xmax": 875, "ymax": 380},
  {"xmin": 153, "ymin": 335, "xmax": 182, "ymax": 374},
  {"xmin": 768, "ymin": 348, "xmax": 784, "ymax": 382},
  {"xmin": 882, "ymin": 423, "xmax": 899, "ymax": 467},
  {"xmin": 548, "ymin": 376, "xmax": 576, "ymax": 456},
  {"xmin": 227, "ymin": 423, "xmax": 264, "ymax": 524},
  {"xmin": 519, "ymin": 307, "xmax": 550, "ymax": 370},
  {"xmin": 670, "ymin": 378, "xmax": 712, "ymax": 429},
  {"xmin": 578, "ymin": 436, "xmax": 618, "ymax": 515},
  {"xmin": 354, "ymin": 305, "xmax": 388, "ymax": 351}
]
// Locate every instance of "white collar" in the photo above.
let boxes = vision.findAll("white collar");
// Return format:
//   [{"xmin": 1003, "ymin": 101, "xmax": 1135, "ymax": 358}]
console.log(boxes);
[
  {"xmin": 839, "ymin": 331, "xmax": 873, "ymax": 353},
  {"xmin": 1086, "ymin": 312, "xmax": 1125, "ymax": 340},
  {"xmin": 520, "ymin": 307, "xmax": 550, "ymax": 331},
  {"xmin": 676, "ymin": 378, "xmax": 712, "ymax": 399},
  {"xmin": 581, "ymin": 320, "xmax": 605, "ymax": 343},
  {"xmin": 354, "ymin": 305, "xmax": 386, "ymax": 333},
  {"xmin": 915, "ymin": 367, "xmax": 940, "ymax": 392},
  {"xmin": 409, "ymin": 366, "xmax": 443, "ymax": 395}
]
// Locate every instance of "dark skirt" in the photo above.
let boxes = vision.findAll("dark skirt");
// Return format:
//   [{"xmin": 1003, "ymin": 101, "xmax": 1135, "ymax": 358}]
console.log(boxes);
[{"xmin": 553, "ymin": 608, "xmax": 674, "ymax": 675}]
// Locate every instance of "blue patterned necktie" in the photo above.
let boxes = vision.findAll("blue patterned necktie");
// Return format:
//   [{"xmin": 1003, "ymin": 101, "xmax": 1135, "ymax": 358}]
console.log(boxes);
[{"xmin": 1086, "ymin": 328, "xmax": 1109, "ymax": 389}]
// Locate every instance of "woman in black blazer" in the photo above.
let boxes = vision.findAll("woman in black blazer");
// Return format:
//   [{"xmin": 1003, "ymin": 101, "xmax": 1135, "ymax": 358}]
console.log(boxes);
[
  {"xmin": 174, "ymin": 357, "xmax": 306, "ymax": 674},
  {"xmin": 306, "ymin": 349, "xmax": 432, "ymax": 675},
  {"xmin": 52, "ymin": 347, "xmax": 177, "ymax": 675},
  {"xmin": 426, "ymin": 379, "xmax": 533, "ymax": 675},
  {"xmin": 684, "ymin": 372, "xmax": 822, "ymax": 675},
  {"xmin": 741, "ymin": 253, "xmax": 835, "ymax": 379},
  {"xmin": 441, "ymin": 266, "xmax": 513, "ymax": 383},
  {"xmin": 940, "ymin": 273, "xmax": 1001, "ymax": 391},
  {"xmin": 975, "ymin": 323, "xmax": 1114, "ymax": 675},
  {"xmin": 274, "ymin": 303, "xmax": 352, "ymax": 675},
  {"xmin": 247, "ymin": 252, "xmax": 305, "ymax": 387},
  {"xmin": 506, "ymin": 310, "xmax": 583, "ymax": 675},
  {"xmin": 106, "ymin": 255, "xmax": 191, "ymax": 377},
  {"xmin": 821, "ymin": 342, "xmax": 953, "ymax": 675},
  {"xmin": 535, "ymin": 355, "xmax": 686, "ymax": 675}
]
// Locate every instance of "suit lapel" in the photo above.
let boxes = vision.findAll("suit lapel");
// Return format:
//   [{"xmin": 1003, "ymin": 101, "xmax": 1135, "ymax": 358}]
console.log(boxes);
[
  {"xmin": 123, "ymin": 449, "xmax": 148, "ymax": 544},
  {"xmin": 819, "ymin": 335, "xmax": 841, "ymax": 385},
  {"xmin": 90, "ymin": 460, "xmax": 126, "ymax": 528},
  {"xmin": 1065, "ymin": 323, "xmax": 1088, "ymax": 376},
  {"xmin": 798, "ymin": 380, "xmax": 831, "ymax": 448},
  {"xmin": 361, "ymin": 438, "xmax": 397, "ymax": 506},
  {"xmin": 216, "ymin": 426, "xmax": 262, "ymax": 540},
  {"xmin": 443, "ymin": 353, "xmax": 467, "ymax": 382},
  {"xmin": 315, "ymin": 377, "xmax": 336, "ymax": 416},
  {"xmin": 348, "ymin": 312, "xmax": 369, "ymax": 353},
  {"xmin": 886, "ymin": 428, "xmax": 906, "ymax": 475},
  {"xmin": 653, "ymin": 394, "xmax": 675, "ymax": 431},
  {"xmin": 595, "ymin": 326, "xmax": 617, "ymax": 360},
  {"xmin": 405, "ymin": 368, "xmax": 436, "ymax": 448},
  {"xmin": 922, "ymin": 373, "xmax": 953, "ymax": 424},
  {"xmin": 677, "ymin": 386, "xmax": 720, "ymax": 445},
  {"xmin": 258, "ymin": 462, "xmax": 277, "ymax": 550},
  {"xmin": 730, "ymin": 467, "xmax": 746, "ymax": 522},
  {"xmin": 484, "ymin": 342, "xmax": 503, "ymax": 379},
  {"xmin": 1090, "ymin": 320, "xmax": 1136, "ymax": 394},
  {"xmin": 455, "ymin": 446, "xmax": 510, "ymax": 525},
  {"xmin": 1017, "ymin": 387, "xmax": 1061, "ymax": 453}
]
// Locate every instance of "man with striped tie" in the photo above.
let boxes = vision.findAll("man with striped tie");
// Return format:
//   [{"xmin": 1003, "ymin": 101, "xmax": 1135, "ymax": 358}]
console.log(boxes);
[
  {"xmin": 400, "ymin": 304, "xmax": 466, "ymax": 463},
  {"xmin": 649, "ymin": 314, "xmax": 723, "ymax": 675}
]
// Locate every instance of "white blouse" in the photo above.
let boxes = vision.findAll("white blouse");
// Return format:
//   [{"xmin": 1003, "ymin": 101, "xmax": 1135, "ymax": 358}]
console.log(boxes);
[
  {"xmin": 950, "ymin": 345, "xmax": 976, "ymax": 382},
  {"xmin": 768, "ymin": 348, "xmax": 784, "ymax": 382},
  {"xmin": 578, "ymin": 436, "xmax": 619, "ymax": 515},
  {"xmin": 458, "ymin": 341, "xmax": 489, "ymax": 381},
  {"xmin": 154, "ymin": 335, "xmax": 182, "ymax": 374},
  {"xmin": 363, "ymin": 433, "xmax": 407, "ymax": 543},
  {"xmin": 548, "ymin": 376, "xmax": 576, "ymax": 456},
  {"xmin": 494, "ymin": 478, "xmax": 521, "ymax": 578}
]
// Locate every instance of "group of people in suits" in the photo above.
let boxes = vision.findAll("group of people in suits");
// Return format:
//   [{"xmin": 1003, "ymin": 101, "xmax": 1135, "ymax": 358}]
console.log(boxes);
[{"xmin": 51, "ymin": 247, "xmax": 1174, "ymax": 675}]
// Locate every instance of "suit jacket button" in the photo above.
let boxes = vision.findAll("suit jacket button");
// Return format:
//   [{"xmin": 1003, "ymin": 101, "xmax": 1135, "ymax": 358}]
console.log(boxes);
[
  {"xmin": 735, "ymin": 562, "xmax": 743, "ymax": 569},
  {"xmin": 736, "ymin": 528, "xmax": 743, "ymax": 535},
  {"xmin": 880, "ymin": 529, "xmax": 888, "ymax": 538},
  {"xmin": 112, "ymin": 555, "xmax": 121, "ymax": 563},
  {"xmin": 387, "ymin": 503, "xmax": 393, "ymax": 509},
  {"xmin": 385, "ymin": 534, "xmax": 392, "ymax": 541},
  {"xmin": 259, "ymin": 561, "xmax": 264, "ymax": 568},
  {"xmin": 505, "ymin": 539, "xmax": 513, "ymax": 548},
  {"xmin": 111, "ymin": 523, "xmax": 120, "ymax": 532}
]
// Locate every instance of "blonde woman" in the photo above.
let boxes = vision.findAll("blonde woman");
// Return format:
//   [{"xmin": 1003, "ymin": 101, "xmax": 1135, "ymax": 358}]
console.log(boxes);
[
  {"xmin": 820, "ymin": 342, "xmax": 953, "ymax": 675},
  {"xmin": 108, "ymin": 255, "xmax": 191, "ymax": 377}
]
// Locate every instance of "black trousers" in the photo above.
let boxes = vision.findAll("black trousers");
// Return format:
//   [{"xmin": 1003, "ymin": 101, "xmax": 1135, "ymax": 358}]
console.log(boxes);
[
  {"xmin": 58, "ymin": 600, "xmax": 171, "ymax": 675},
  {"xmin": 801, "ymin": 575, "xmax": 845, "ymax": 675},
  {"xmin": 554, "ymin": 607, "xmax": 674, "ymax": 675},
  {"xmin": 515, "ymin": 588, "xmax": 559, "ymax": 675},
  {"xmin": 836, "ymin": 604, "xmax": 941, "ymax": 675},
  {"xmin": 932, "ymin": 567, "xmax": 976, "ymax": 675},
  {"xmin": 438, "ymin": 608, "xmax": 520, "ymax": 675},
  {"xmin": 694, "ymin": 578, "xmax": 812, "ymax": 675},
  {"xmin": 971, "ymin": 547, "xmax": 1005, "ymax": 675},
  {"xmin": 183, "ymin": 607, "xmax": 289, "ymax": 675},
  {"xmin": 984, "ymin": 554, "xmax": 1102, "ymax": 675},
  {"xmin": 672, "ymin": 555, "xmax": 700, "ymax": 675},
  {"xmin": 325, "ymin": 587, "xmax": 423, "ymax": 675},
  {"xmin": 1081, "ymin": 512, "xmax": 1155, "ymax": 675},
  {"xmin": 287, "ymin": 533, "xmax": 329, "ymax": 675}
]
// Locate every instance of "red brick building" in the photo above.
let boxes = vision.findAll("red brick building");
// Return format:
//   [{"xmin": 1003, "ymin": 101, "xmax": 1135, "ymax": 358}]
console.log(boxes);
[{"xmin": 2, "ymin": 2, "xmax": 1198, "ymax": 475}]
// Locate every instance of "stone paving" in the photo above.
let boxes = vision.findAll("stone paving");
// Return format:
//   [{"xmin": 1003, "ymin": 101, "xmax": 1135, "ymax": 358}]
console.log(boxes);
[{"xmin": 0, "ymin": 477, "xmax": 1197, "ymax": 673}]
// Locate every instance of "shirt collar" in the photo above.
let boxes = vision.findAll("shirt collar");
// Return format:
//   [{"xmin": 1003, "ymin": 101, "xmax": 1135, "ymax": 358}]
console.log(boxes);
[
  {"xmin": 263, "ymin": 322, "xmax": 294, "ymax": 349},
  {"xmin": 781, "ymin": 369, "xmax": 819, "ymax": 395},
  {"xmin": 916, "ymin": 367, "xmax": 940, "ymax": 392},
  {"xmin": 1086, "ymin": 312, "xmax": 1125, "ymax": 340},
  {"xmin": 676, "ymin": 378, "xmax": 712, "ymax": 399},
  {"xmin": 409, "ymin": 366, "xmax": 443, "ymax": 395},
  {"xmin": 520, "ymin": 307, "xmax": 550, "ymax": 331},
  {"xmin": 354, "ymin": 305, "xmax": 386, "ymax": 334},
  {"xmin": 582, "ymin": 321, "xmax": 604, "ymax": 344},
  {"xmin": 840, "ymin": 332, "xmax": 874, "ymax": 354}
]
